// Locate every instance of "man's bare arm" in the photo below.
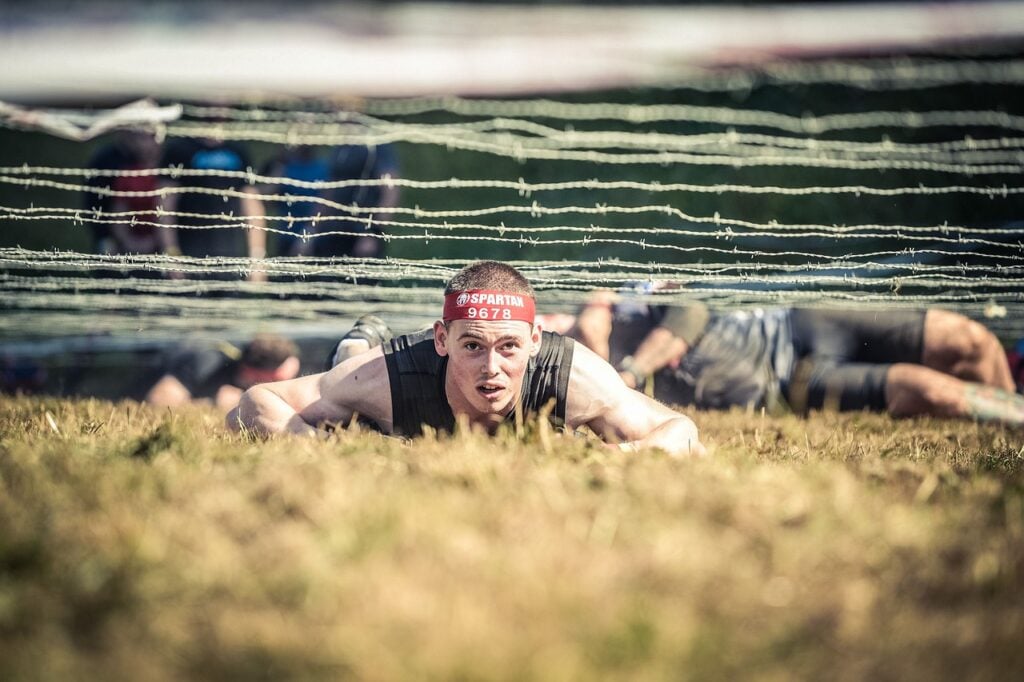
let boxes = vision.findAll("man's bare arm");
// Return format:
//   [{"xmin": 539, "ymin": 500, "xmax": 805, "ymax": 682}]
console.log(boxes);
[
  {"xmin": 617, "ymin": 303, "xmax": 709, "ymax": 389},
  {"xmin": 565, "ymin": 342, "xmax": 705, "ymax": 457},
  {"xmin": 229, "ymin": 349, "xmax": 393, "ymax": 437},
  {"xmin": 229, "ymin": 374, "xmax": 325, "ymax": 437},
  {"xmin": 619, "ymin": 327, "xmax": 689, "ymax": 389}
]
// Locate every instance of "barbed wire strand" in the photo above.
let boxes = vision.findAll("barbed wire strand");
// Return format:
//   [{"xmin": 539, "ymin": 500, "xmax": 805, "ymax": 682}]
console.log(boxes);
[
  {"xmin": 3, "ymin": 248, "xmax": 1023, "ymax": 282},
  {"xmin": 5, "ymin": 172, "xmax": 1024, "ymax": 238},
  {"xmin": 163, "ymin": 115, "xmax": 1024, "ymax": 159},
  {"xmin": 5, "ymin": 165, "xmax": 1021, "ymax": 199},
  {"xmin": 4, "ymin": 209, "xmax": 1024, "ymax": 255},
  {"xmin": 177, "ymin": 99, "xmax": 1024, "ymax": 134},
  {"xmin": 157, "ymin": 122, "xmax": 1024, "ymax": 173}
]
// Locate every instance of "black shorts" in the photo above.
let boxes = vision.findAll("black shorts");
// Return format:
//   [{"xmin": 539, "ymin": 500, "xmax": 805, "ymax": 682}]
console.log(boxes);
[{"xmin": 784, "ymin": 308, "xmax": 926, "ymax": 412}]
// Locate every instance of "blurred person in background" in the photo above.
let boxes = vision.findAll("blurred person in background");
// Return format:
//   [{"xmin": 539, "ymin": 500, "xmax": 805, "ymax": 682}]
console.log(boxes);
[
  {"xmin": 158, "ymin": 126, "xmax": 267, "ymax": 281},
  {"xmin": 559, "ymin": 290, "xmax": 1023, "ymax": 428},
  {"xmin": 83, "ymin": 129, "xmax": 170, "ymax": 258},
  {"xmin": 260, "ymin": 145, "xmax": 332, "ymax": 257},
  {"xmin": 311, "ymin": 142, "xmax": 400, "ymax": 260},
  {"xmin": 146, "ymin": 334, "xmax": 300, "ymax": 412}
]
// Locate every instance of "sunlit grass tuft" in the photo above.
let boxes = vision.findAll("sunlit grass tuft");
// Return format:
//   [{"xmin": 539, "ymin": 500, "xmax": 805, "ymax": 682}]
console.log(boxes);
[{"xmin": 1, "ymin": 396, "xmax": 1022, "ymax": 680}]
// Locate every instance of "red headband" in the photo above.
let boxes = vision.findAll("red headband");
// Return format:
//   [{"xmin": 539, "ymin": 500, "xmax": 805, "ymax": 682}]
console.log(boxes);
[{"xmin": 443, "ymin": 289, "xmax": 536, "ymax": 324}]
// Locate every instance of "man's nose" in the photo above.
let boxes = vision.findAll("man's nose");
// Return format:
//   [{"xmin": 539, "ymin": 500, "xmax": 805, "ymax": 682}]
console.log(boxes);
[{"xmin": 482, "ymin": 349, "xmax": 501, "ymax": 375}]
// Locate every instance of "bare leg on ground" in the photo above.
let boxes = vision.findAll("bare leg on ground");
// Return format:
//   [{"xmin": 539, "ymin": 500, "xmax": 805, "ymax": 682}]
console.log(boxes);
[
  {"xmin": 886, "ymin": 363, "xmax": 1024, "ymax": 427},
  {"xmin": 921, "ymin": 310, "xmax": 1015, "ymax": 391}
]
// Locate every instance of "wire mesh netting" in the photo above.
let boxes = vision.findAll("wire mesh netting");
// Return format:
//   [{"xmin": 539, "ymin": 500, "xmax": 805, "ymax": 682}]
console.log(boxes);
[{"xmin": 2, "ymin": 54, "xmax": 1023, "ymax": 357}]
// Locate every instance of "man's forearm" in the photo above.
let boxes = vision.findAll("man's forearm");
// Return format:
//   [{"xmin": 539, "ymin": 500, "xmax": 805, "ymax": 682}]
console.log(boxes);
[
  {"xmin": 619, "ymin": 416, "xmax": 704, "ymax": 458},
  {"xmin": 626, "ymin": 327, "xmax": 688, "ymax": 376},
  {"xmin": 229, "ymin": 386, "xmax": 318, "ymax": 437}
]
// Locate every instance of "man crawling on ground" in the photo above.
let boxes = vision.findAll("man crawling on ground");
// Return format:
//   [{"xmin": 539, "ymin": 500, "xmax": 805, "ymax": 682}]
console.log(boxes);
[{"xmin": 229, "ymin": 261, "xmax": 705, "ymax": 457}]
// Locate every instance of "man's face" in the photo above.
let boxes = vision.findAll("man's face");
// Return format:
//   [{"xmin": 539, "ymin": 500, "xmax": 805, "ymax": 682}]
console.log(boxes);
[{"xmin": 434, "ymin": 319, "xmax": 541, "ymax": 422}]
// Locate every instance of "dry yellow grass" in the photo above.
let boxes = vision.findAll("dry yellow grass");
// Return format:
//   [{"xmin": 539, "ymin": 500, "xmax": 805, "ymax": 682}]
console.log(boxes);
[{"xmin": 1, "ymin": 396, "xmax": 1022, "ymax": 681}]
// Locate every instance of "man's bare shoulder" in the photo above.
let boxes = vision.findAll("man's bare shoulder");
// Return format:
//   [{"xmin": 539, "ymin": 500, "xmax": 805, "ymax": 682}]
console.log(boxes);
[
  {"xmin": 317, "ymin": 346, "xmax": 394, "ymax": 430},
  {"xmin": 564, "ymin": 341, "xmax": 627, "ymax": 427}
]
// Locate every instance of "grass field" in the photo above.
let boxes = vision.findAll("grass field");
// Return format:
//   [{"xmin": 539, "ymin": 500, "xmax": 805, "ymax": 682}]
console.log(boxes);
[{"xmin": 1, "ymin": 395, "xmax": 1022, "ymax": 681}]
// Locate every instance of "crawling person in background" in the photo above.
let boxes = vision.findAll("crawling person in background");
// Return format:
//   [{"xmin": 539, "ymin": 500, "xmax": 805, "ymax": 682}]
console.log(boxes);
[
  {"xmin": 229, "ymin": 261, "xmax": 705, "ymax": 457},
  {"xmin": 147, "ymin": 334, "xmax": 300, "ymax": 412},
  {"xmin": 562, "ymin": 288, "xmax": 1024, "ymax": 428}
]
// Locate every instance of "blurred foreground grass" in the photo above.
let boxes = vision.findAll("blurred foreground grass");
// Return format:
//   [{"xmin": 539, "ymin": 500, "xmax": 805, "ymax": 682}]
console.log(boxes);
[{"xmin": 1, "ymin": 396, "xmax": 1023, "ymax": 681}]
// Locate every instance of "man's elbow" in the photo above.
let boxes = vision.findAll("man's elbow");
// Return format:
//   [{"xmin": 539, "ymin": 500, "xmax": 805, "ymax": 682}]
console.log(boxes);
[
  {"xmin": 228, "ymin": 385, "xmax": 312, "ymax": 438},
  {"xmin": 227, "ymin": 387, "xmax": 263, "ymax": 435},
  {"xmin": 656, "ymin": 416, "xmax": 705, "ymax": 458},
  {"xmin": 225, "ymin": 404, "xmax": 243, "ymax": 432}
]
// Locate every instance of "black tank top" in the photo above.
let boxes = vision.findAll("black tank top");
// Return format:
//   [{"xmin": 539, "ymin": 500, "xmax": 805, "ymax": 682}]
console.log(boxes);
[{"xmin": 383, "ymin": 329, "xmax": 575, "ymax": 437}]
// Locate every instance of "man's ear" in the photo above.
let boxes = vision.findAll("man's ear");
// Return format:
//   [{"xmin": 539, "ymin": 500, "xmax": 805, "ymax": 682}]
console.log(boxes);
[
  {"xmin": 433, "ymin": 321, "xmax": 449, "ymax": 357},
  {"xmin": 529, "ymin": 323, "xmax": 542, "ymax": 357}
]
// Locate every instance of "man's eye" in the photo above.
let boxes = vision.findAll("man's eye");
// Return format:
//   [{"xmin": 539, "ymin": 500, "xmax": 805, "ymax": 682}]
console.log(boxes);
[{"xmin": 464, "ymin": 342, "xmax": 480, "ymax": 351}]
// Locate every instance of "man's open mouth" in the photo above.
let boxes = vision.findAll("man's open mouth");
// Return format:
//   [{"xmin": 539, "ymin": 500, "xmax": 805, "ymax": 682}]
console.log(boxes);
[{"xmin": 477, "ymin": 384, "xmax": 504, "ymax": 398}]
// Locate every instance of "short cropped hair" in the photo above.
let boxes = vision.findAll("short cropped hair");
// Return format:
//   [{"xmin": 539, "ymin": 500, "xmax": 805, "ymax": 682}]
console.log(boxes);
[
  {"xmin": 444, "ymin": 261, "xmax": 535, "ymax": 299},
  {"xmin": 241, "ymin": 334, "xmax": 299, "ymax": 370}
]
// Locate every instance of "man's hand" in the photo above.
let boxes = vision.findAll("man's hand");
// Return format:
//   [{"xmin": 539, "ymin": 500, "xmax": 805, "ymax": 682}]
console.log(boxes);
[
  {"xmin": 215, "ymin": 384, "xmax": 244, "ymax": 412},
  {"xmin": 613, "ymin": 415, "xmax": 706, "ymax": 458},
  {"xmin": 145, "ymin": 374, "xmax": 192, "ymax": 407}
]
